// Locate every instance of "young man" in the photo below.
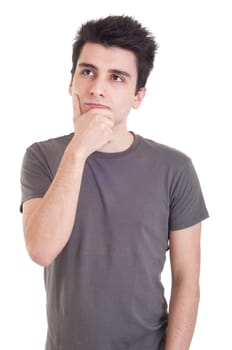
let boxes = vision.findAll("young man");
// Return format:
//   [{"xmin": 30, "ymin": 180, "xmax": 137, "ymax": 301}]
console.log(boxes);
[{"xmin": 20, "ymin": 15, "xmax": 209, "ymax": 350}]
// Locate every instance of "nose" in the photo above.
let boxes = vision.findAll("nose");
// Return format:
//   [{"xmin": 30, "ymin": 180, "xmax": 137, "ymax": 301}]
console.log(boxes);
[{"xmin": 89, "ymin": 78, "xmax": 106, "ymax": 98}]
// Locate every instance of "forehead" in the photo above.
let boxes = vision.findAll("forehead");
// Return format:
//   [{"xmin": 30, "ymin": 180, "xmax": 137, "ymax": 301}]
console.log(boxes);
[{"xmin": 77, "ymin": 42, "xmax": 137, "ymax": 76}]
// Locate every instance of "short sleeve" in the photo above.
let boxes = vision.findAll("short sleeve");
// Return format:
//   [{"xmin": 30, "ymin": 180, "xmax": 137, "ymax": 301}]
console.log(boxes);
[
  {"xmin": 168, "ymin": 158, "xmax": 209, "ymax": 231},
  {"xmin": 20, "ymin": 144, "xmax": 52, "ymax": 212}
]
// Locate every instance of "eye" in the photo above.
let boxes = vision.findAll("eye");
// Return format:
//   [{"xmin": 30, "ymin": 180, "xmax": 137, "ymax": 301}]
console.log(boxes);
[
  {"xmin": 112, "ymin": 74, "xmax": 123, "ymax": 82},
  {"xmin": 82, "ymin": 69, "xmax": 94, "ymax": 77}
]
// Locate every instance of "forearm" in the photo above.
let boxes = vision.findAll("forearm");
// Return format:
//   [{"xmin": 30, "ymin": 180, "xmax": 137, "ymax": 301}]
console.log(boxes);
[
  {"xmin": 23, "ymin": 97, "xmax": 114, "ymax": 266},
  {"xmin": 165, "ymin": 279, "xmax": 200, "ymax": 350},
  {"xmin": 24, "ymin": 140, "xmax": 87, "ymax": 266}
]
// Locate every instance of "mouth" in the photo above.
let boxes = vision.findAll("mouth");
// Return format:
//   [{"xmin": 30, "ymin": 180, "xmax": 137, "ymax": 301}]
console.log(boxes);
[{"xmin": 85, "ymin": 102, "xmax": 110, "ymax": 110}]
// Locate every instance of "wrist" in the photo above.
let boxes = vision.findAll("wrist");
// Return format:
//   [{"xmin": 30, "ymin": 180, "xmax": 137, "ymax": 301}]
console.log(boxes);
[{"xmin": 65, "ymin": 138, "xmax": 89, "ymax": 164}]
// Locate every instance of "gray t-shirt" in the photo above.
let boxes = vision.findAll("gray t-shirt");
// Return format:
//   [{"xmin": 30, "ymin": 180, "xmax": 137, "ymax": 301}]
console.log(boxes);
[{"xmin": 20, "ymin": 133, "xmax": 209, "ymax": 350}]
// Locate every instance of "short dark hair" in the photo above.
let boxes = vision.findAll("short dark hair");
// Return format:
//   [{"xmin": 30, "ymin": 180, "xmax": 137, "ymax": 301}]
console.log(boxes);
[{"xmin": 71, "ymin": 15, "xmax": 159, "ymax": 93}]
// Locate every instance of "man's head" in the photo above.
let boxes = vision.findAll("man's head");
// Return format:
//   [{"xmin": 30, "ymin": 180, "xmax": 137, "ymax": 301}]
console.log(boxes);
[{"xmin": 71, "ymin": 15, "xmax": 158, "ymax": 93}]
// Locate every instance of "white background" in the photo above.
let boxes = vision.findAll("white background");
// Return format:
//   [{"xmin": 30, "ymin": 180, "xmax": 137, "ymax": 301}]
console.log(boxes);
[{"xmin": 0, "ymin": 0, "xmax": 231, "ymax": 349}]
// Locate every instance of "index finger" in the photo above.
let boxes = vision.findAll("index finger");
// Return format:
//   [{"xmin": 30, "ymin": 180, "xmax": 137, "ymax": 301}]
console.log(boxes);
[{"xmin": 72, "ymin": 93, "xmax": 82, "ymax": 119}]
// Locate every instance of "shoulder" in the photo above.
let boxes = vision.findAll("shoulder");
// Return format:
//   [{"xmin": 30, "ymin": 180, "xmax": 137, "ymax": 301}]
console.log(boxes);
[
  {"xmin": 137, "ymin": 134, "xmax": 191, "ymax": 169},
  {"xmin": 27, "ymin": 133, "xmax": 74, "ymax": 152},
  {"xmin": 26, "ymin": 133, "xmax": 74, "ymax": 158},
  {"xmin": 23, "ymin": 133, "xmax": 74, "ymax": 174}
]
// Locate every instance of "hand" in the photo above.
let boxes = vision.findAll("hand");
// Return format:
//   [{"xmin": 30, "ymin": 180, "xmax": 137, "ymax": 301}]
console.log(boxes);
[{"xmin": 71, "ymin": 93, "xmax": 114, "ymax": 158}]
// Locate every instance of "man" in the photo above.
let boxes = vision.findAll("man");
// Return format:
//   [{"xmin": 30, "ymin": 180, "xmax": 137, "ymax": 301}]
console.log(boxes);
[{"xmin": 20, "ymin": 15, "xmax": 209, "ymax": 350}]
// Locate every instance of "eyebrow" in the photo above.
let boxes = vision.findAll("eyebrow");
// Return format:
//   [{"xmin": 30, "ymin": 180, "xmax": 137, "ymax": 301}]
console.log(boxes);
[{"xmin": 78, "ymin": 62, "xmax": 131, "ymax": 78}]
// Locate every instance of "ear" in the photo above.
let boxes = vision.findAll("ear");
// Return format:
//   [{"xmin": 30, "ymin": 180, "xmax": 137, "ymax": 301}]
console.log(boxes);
[{"xmin": 132, "ymin": 87, "xmax": 146, "ymax": 109}]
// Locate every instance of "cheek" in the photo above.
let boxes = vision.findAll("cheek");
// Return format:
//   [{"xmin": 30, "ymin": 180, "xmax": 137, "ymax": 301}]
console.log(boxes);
[
  {"xmin": 121, "ymin": 93, "xmax": 137, "ymax": 111},
  {"xmin": 115, "ymin": 98, "xmax": 134, "ymax": 119},
  {"xmin": 71, "ymin": 76, "xmax": 85, "ymax": 93},
  {"xmin": 71, "ymin": 80, "xmax": 80, "ymax": 94}
]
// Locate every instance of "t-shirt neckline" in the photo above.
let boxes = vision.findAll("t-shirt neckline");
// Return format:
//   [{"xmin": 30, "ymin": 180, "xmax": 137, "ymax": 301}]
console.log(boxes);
[{"xmin": 89, "ymin": 132, "xmax": 140, "ymax": 159}]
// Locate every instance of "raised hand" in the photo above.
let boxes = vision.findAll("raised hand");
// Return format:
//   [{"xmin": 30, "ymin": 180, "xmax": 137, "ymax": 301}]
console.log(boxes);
[{"xmin": 71, "ymin": 93, "xmax": 114, "ymax": 158}]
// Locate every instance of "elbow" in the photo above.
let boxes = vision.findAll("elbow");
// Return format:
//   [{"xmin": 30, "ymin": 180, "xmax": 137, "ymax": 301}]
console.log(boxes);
[
  {"xmin": 30, "ymin": 253, "xmax": 52, "ymax": 268},
  {"xmin": 26, "ymin": 241, "xmax": 54, "ymax": 267},
  {"xmin": 24, "ymin": 226, "xmax": 55, "ymax": 267}
]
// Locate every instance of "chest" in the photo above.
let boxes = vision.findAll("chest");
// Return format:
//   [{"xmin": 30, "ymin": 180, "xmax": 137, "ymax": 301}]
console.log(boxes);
[{"xmin": 71, "ymin": 158, "xmax": 170, "ymax": 257}]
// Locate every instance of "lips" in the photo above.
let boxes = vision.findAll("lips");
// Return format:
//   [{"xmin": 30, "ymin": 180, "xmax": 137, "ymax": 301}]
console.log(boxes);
[{"xmin": 85, "ymin": 103, "xmax": 110, "ymax": 110}]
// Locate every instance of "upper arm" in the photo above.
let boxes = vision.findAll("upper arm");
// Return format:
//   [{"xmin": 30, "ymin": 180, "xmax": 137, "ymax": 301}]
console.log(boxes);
[
  {"xmin": 169, "ymin": 223, "xmax": 202, "ymax": 283},
  {"xmin": 20, "ymin": 145, "xmax": 52, "ymax": 214}
]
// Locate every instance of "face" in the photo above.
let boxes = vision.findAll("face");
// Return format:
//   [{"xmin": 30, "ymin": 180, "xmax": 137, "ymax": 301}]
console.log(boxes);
[{"xmin": 69, "ymin": 42, "xmax": 146, "ymax": 126}]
